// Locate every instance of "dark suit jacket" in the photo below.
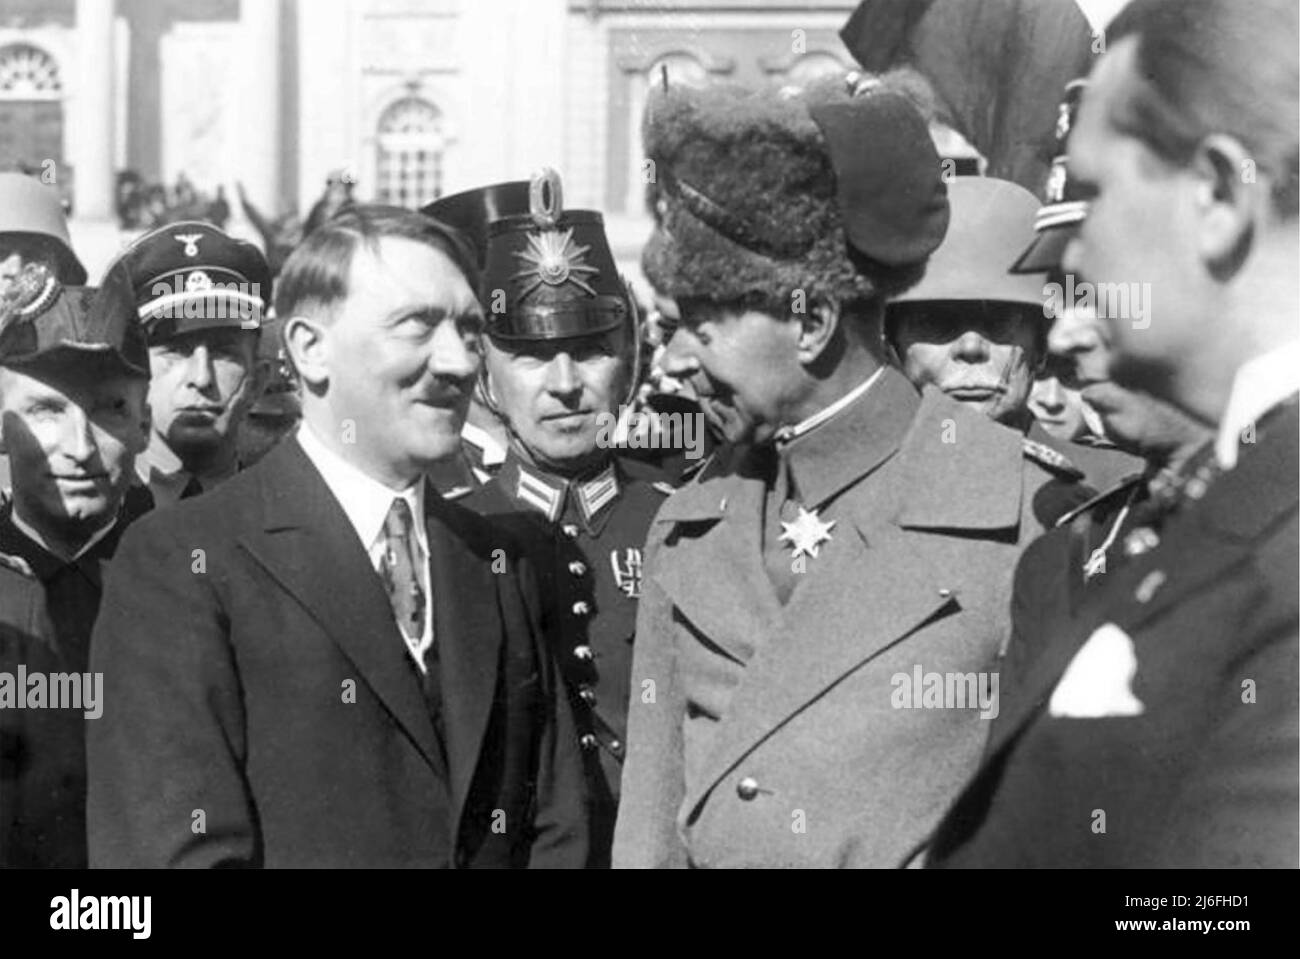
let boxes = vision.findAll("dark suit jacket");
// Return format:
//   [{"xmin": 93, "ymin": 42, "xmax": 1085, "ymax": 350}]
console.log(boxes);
[
  {"xmin": 87, "ymin": 438, "xmax": 588, "ymax": 868},
  {"xmin": 927, "ymin": 400, "xmax": 1299, "ymax": 868}
]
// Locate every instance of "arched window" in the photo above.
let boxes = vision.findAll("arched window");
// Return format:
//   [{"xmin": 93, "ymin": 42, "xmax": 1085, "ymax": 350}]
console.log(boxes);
[
  {"xmin": 375, "ymin": 97, "xmax": 445, "ymax": 209},
  {"xmin": 0, "ymin": 44, "xmax": 64, "ymax": 176},
  {"xmin": 0, "ymin": 43, "xmax": 62, "ymax": 100}
]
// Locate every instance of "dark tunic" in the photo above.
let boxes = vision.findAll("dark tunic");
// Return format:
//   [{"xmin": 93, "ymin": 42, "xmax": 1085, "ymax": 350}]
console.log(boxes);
[
  {"xmin": 464, "ymin": 452, "xmax": 671, "ymax": 867},
  {"xmin": 0, "ymin": 486, "xmax": 151, "ymax": 867}
]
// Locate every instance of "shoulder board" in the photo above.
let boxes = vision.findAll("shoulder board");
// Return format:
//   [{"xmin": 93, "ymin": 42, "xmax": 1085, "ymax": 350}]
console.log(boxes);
[
  {"xmin": 1023, "ymin": 437, "xmax": 1085, "ymax": 481},
  {"xmin": 0, "ymin": 550, "xmax": 35, "ymax": 579},
  {"xmin": 1053, "ymin": 472, "xmax": 1145, "ymax": 528}
]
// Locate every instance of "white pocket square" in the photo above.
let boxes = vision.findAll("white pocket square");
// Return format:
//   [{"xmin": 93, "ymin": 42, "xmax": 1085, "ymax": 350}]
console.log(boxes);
[{"xmin": 1048, "ymin": 622, "xmax": 1146, "ymax": 718}]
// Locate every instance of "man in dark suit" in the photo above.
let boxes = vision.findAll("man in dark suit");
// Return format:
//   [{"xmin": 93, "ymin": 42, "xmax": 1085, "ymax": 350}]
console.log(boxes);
[
  {"xmin": 87, "ymin": 205, "xmax": 588, "ymax": 868},
  {"xmin": 0, "ymin": 265, "xmax": 152, "ymax": 868},
  {"xmin": 926, "ymin": 0, "xmax": 1298, "ymax": 868}
]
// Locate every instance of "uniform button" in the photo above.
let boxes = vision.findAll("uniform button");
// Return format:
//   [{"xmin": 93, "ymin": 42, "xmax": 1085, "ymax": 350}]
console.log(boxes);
[
  {"xmin": 736, "ymin": 777, "xmax": 760, "ymax": 801},
  {"xmin": 561, "ymin": 524, "xmax": 580, "ymax": 538},
  {"xmin": 579, "ymin": 686, "xmax": 597, "ymax": 705},
  {"xmin": 568, "ymin": 560, "xmax": 587, "ymax": 576},
  {"xmin": 609, "ymin": 739, "xmax": 622, "ymax": 752},
  {"xmin": 579, "ymin": 733, "xmax": 599, "ymax": 750},
  {"xmin": 573, "ymin": 644, "xmax": 594, "ymax": 661},
  {"xmin": 572, "ymin": 600, "xmax": 591, "ymax": 616}
]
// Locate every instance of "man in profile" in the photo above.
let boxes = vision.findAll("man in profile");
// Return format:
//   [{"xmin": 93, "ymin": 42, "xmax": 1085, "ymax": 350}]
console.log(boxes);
[{"xmin": 927, "ymin": 0, "xmax": 1299, "ymax": 868}]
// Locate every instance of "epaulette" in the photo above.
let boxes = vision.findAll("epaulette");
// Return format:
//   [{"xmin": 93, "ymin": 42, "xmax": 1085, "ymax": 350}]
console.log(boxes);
[
  {"xmin": 0, "ymin": 550, "xmax": 35, "ymax": 579},
  {"xmin": 1023, "ymin": 437, "xmax": 1085, "ymax": 482},
  {"xmin": 1053, "ymin": 472, "xmax": 1145, "ymax": 528}
]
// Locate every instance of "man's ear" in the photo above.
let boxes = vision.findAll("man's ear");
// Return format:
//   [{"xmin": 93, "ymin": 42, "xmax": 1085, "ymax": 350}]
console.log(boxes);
[
  {"xmin": 795, "ymin": 300, "xmax": 841, "ymax": 365},
  {"xmin": 284, "ymin": 313, "xmax": 329, "ymax": 389},
  {"xmin": 1191, "ymin": 133, "xmax": 1259, "ymax": 277}
]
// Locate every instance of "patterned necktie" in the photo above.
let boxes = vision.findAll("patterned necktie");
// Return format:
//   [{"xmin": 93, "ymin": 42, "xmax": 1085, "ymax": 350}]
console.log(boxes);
[{"xmin": 378, "ymin": 497, "xmax": 426, "ymax": 652}]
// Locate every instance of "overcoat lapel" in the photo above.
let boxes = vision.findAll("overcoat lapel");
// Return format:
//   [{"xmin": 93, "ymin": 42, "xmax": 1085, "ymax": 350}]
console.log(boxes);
[
  {"xmin": 682, "ymin": 506, "xmax": 958, "ymax": 816},
  {"xmin": 652, "ymin": 467, "xmax": 785, "ymax": 667},
  {"xmin": 676, "ymin": 378, "xmax": 1028, "ymax": 813},
  {"xmin": 236, "ymin": 439, "xmax": 447, "ymax": 777}
]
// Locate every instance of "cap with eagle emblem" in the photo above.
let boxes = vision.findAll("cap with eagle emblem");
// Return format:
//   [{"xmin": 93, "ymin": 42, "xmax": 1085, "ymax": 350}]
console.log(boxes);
[{"xmin": 112, "ymin": 220, "xmax": 273, "ymax": 342}]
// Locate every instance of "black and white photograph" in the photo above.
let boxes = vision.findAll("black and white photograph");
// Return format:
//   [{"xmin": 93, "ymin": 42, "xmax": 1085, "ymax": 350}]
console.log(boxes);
[{"xmin": 0, "ymin": 0, "xmax": 1295, "ymax": 934}]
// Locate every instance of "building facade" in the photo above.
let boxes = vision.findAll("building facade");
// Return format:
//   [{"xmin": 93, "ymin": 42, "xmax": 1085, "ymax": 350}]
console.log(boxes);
[{"xmin": 0, "ymin": 0, "xmax": 859, "ymax": 278}]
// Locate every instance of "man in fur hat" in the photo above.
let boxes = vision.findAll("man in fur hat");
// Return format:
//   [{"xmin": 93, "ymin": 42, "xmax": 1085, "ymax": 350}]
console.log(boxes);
[{"xmin": 612, "ymin": 74, "xmax": 1090, "ymax": 868}]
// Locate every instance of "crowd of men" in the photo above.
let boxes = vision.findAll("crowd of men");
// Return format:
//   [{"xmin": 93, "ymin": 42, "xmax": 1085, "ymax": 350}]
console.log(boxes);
[{"xmin": 0, "ymin": 0, "xmax": 1295, "ymax": 869}]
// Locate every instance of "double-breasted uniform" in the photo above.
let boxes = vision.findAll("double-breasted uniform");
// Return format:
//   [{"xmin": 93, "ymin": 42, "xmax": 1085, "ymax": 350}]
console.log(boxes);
[
  {"xmin": 613, "ymin": 368, "xmax": 1090, "ymax": 867},
  {"xmin": 465, "ymin": 452, "xmax": 671, "ymax": 865}
]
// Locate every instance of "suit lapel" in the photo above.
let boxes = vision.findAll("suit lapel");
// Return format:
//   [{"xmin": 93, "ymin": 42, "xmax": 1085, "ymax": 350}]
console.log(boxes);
[
  {"xmin": 423, "ymin": 488, "xmax": 502, "ymax": 826},
  {"xmin": 237, "ymin": 439, "xmax": 447, "ymax": 777}
]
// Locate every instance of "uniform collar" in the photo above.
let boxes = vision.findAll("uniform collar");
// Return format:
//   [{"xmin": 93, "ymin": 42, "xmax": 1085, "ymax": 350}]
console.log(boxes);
[
  {"xmin": 498, "ymin": 451, "xmax": 620, "ymax": 533},
  {"xmin": 778, "ymin": 366, "xmax": 916, "ymax": 509}
]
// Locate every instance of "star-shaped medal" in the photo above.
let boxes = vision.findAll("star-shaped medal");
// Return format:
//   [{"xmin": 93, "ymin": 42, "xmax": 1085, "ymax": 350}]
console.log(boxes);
[{"xmin": 779, "ymin": 507, "xmax": 836, "ymax": 559}]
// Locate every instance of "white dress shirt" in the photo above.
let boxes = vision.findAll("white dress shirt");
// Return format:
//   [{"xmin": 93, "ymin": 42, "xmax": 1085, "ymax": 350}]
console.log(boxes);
[
  {"xmin": 1215, "ymin": 338, "xmax": 1300, "ymax": 469},
  {"xmin": 296, "ymin": 423, "xmax": 433, "ymax": 670}
]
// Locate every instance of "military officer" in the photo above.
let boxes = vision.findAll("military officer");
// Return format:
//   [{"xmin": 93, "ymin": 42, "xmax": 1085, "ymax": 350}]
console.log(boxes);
[
  {"xmin": 426, "ymin": 172, "xmax": 673, "ymax": 867},
  {"xmin": 0, "ymin": 263, "xmax": 152, "ymax": 867},
  {"xmin": 112, "ymin": 220, "xmax": 272, "ymax": 504},
  {"xmin": 613, "ymin": 74, "xmax": 1092, "ymax": 869},
  {"xmin": 1007, "ymin": 78, "xmax": 1210, "ymax": 591}
]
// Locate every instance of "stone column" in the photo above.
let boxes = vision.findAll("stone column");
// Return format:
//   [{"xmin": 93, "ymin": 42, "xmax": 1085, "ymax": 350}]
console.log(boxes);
[
  {"xmin": 74, "ymin": 0, "xmax": 116, "ymax": 220},
  {"xmin": 235, "ymin": 0, "xmax": 282, "ymax": 216}
]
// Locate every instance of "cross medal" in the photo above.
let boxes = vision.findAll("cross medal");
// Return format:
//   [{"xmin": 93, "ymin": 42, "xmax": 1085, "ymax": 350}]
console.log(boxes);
[{"xmin": 779, "ymin": 507, "xmax": 836, "ymax": 559}]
